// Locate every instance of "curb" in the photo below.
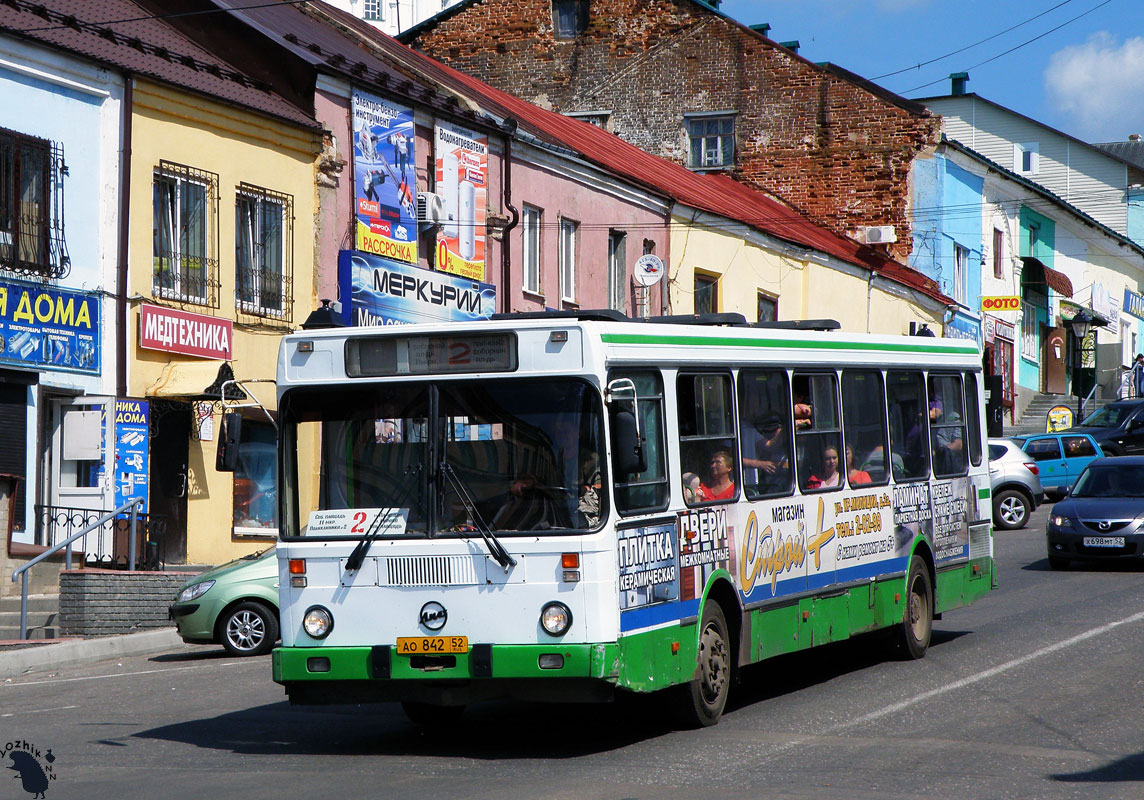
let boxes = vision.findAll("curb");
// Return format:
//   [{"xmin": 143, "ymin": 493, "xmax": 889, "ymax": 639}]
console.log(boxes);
[{"xmin": 0, "ymin": 628, "xmax": 184, "ymax": 679}]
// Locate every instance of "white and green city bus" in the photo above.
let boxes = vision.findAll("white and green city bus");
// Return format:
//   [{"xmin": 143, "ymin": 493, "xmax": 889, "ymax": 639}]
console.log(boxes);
[{"xmin": 270, "ymin": 311, "xmax": 994, "ymax": 726}]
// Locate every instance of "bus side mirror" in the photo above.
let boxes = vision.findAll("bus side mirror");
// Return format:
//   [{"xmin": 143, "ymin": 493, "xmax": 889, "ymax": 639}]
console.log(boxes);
[
  {"xmin": 216, "ymin": 412, "xmax": 243, "ymax": 472},
  {"xmin": 611, "ymin": 410, "xmax": 646, "ymax": 476}
]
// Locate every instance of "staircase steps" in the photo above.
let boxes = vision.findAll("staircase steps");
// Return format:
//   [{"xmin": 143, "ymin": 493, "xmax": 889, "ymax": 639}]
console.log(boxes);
[
  {"xmin": 0, "ymin": 594, "xmax": 59, "ymax": 641},
  {"xmin": 1004, "ymin": 392, "xmax": 1112, "ymax": 437}
]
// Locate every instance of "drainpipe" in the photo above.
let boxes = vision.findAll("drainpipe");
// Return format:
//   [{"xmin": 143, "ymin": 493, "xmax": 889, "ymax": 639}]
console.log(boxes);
[
  {"xmin": 116, "ymin": 75, "xmax": 133, "ymax": 399},
  {"xmin": 500, "ymin": 122, "xmax": 519, "ymax": 314}
]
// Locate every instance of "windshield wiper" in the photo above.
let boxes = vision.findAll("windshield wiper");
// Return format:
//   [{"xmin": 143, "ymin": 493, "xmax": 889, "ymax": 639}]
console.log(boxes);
[
  {"xmin": 441, "ymin": 463, "xmax": 517, "ymax": 571},
  {"xmin": 345, "ymin": 464, "xmax": 422, "ymax": 571}
]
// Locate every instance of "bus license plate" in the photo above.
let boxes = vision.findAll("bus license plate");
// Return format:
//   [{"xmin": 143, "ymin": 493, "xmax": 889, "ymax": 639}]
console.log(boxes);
[
  {"xmin": 1083, "ymin": 536, "xmax": 1125, "ymax": 548},
  {"xmin": 396, "ymin": 636, "xmax": 468, "ymax": 655}
]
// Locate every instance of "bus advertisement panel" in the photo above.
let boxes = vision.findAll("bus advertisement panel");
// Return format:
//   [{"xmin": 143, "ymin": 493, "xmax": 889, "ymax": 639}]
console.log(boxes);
[{"xmin": 352, "ymin": 89, "xmax": 417, "ymax": 264}]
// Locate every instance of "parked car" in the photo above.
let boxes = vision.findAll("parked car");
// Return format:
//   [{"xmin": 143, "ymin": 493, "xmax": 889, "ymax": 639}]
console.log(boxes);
[
  {"xmin": 1046, "ymin": 457, "xmax": 1144, "ymax": 569},
  {"xmin": 988, "ymin": 438, "xmax": 1044, "ymax": 530},
  {"xmin": 1066, "ymin": 399, "xmax": 1144, "ymax": 455},
  {"xmin": 169, "ymin": 547, "xmax": 279, "ymax": 656},
  {"xmin": 1011, "ymin": 432, "xmax": 1103, "ymax": 498}
]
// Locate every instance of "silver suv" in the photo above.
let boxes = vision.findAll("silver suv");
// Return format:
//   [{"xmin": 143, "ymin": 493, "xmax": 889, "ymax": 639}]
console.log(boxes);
[{"xmin": 989, "ymin": 438, "xmax": 1045, "ymax": 530}]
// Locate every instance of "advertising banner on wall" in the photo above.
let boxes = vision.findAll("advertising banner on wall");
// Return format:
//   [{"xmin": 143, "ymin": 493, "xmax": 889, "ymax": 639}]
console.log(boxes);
[
  {"xmin": 352, "ymin": 89, "xmax": 418, "ymax": 264},
  {"xmin": 113, "ymin": 398, "xmax": 149, "ymax": 514},
  {"xmin": 139, "ymin": 303, "xmax": 233, "ymax": 360},
  {"xmin": 434, "ymin": 121, "xmax": 488, "ymax": 281},
  {"xmin": 0, "ymin": 278, "xmax": 100, "ymax": 373},
  {"xmin": 339, "ymin": 250, "xmax": 496, "ymax": 326}
]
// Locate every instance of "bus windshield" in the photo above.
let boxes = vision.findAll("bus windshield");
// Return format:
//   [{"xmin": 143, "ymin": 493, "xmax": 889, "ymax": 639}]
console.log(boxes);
[{"xmin": 282, "ymin": 378, "xmax": 607, "ymax": 537}]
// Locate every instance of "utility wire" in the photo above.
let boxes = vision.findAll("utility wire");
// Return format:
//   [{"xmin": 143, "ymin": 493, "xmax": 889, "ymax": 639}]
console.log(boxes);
[
  {"xmin": 901, "ymin": 0, "xmax": 1115, "ymax": 95},
  {"xmin": 872, "ymin": 0, "xmax": 1078, "ymax": 80}
]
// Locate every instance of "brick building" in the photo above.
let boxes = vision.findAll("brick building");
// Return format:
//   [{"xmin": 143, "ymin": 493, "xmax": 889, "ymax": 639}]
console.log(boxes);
[{"xmin": 399, "ymin": 0, "xmax": 941, "ymax": 261}]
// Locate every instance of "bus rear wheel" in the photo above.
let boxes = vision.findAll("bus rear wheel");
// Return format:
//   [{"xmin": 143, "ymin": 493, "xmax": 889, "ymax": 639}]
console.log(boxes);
[
  {"xmin": 401, "ymin": 702, "xmax": 466, "ymax": 726},
  {"xmin": 676, "ymin": 602, "xmax": 731, "ymax": 727},
  {"xmin": 894, "ymin": 555, "xmax": 933, "ymax": 660}
]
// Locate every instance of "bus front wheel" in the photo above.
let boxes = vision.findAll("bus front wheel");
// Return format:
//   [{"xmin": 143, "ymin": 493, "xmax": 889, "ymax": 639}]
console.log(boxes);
[
  {"xmin": 676, "ymin": 602, "xmax": 731, "ymax": 727},
  {"xmin": 894, "ymin": 555, "xmax": 933, "ymax": 660}
]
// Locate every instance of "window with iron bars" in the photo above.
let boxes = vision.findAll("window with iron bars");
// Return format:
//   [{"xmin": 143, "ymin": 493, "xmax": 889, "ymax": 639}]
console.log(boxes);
[
  {"xmin": 153, "ymin": 161, "xmax": 219, "ymax": 307},
  {"xmin": 0, "ymin": 127, "xmax": 69, "ymax": 278},
  {"xmin": 235, "ymin": 184, "xmax": 293, "ymax": 321}
]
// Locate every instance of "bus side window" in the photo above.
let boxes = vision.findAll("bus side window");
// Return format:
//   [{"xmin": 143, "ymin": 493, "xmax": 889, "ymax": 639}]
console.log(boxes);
[
  {"xmin": 842, "ymin": 369, "xmax": 888, "ymax": 486},
  {"xmin": 738, "ymin": 368, "xmax": 793, "ymax": 499},
  {"xmin": 887, "ymin": 370, "xmax": 929, "ymax": 481},
  {"xmin": 929, "ymin": 374, "xmax": 968, "ymax": 477},
  {"xmin": 964, "ymin": 372, "xmax": 983, "ymax": 466},
  {"xmin": 611, "ymin": 371, "xmax": 669, "ymax": 513},
  {"xmin": 678, "ymin": 373, "xmax": 738, "ymax": 504},
  {"xmin": 793, "ymin": 373, "xmax": 842, "ymax": 492}
]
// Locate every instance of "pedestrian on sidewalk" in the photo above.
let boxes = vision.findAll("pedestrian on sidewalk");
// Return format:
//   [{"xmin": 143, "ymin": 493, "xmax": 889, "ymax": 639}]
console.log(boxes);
[{"xmin": 1133, "ymin": 354, "xmax": 1144, "ymax": 399}]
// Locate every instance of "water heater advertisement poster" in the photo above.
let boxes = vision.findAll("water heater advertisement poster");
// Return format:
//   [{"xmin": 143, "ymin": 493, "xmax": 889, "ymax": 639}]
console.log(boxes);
[
  {"xmin": 434, "ymin": 122, "xmax": 488, "ymax": 281},
  {"xmin": 352, "ymin": 89, "xmax": 418, "ymax": 264},
  {"xmin": 113, "ymin": 398, "xmax": 149, "ymax": 514},
  {"xmin": 339, "ymin": 250, "xmax": 496, "ymax": 326}
]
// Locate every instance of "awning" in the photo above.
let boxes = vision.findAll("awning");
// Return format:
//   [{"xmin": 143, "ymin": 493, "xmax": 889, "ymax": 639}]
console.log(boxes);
[
  {"xmin": 145, "ymin": 361, "xmax": 246, "ymax": 401},
  {"xmin": 1022, "ymin": 256, "xmax": 1073, "ymax": 297}
]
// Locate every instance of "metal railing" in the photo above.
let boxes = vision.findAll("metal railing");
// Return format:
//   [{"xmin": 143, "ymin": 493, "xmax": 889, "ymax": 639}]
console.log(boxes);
[
  {"xmin": 12, "ymin": 499, "xmax": 142, "ymax": 640},
  {"xmin": 35, "ymin": 504, "xmax": 164, "ymax": 569}
]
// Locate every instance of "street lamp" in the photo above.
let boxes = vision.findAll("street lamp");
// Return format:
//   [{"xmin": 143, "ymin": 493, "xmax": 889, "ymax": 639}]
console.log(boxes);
[{"xmin": 1070, "ymin": 309, "xmax": 1093, "ymax": 419}]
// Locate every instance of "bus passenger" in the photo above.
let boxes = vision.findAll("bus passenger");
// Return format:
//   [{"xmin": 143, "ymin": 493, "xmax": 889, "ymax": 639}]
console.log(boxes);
[
  {"xmin": 846, "ymin": 445, "xmax": 872, "ymax": 486},
  {"xmin": 806, "ymin": 445, "xmax": 842, "ymax": 490},
  {"xmin": 698, "ymin": 450, "xmax": 736, "ymax": 501},
  {"xmin": 682, "ymin": 472, "xmax": 701, "ymax": 503},
  {"xmin": 743, "ymin": 416, "xmax": 790, "ymax": 494}
]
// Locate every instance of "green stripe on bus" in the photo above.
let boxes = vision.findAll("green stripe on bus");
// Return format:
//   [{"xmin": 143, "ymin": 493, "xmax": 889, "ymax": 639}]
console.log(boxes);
[{"xmin": 600, "ymin": 333, "xmax": 979, "ymax": 356}]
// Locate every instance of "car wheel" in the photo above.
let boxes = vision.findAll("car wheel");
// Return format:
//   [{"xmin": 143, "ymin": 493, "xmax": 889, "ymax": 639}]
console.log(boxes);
[
  {"xmin": 220, "ymin": 601, "xmax": 278, "ymax": 657},
  {"xmin": 993, "ymin": 489, "xmax": 1030, "ymax": 530},
  {"xmin": 674, "ymin": 602, "xmax": 731, "ymax": 728},
  {"xmin": 401, "ymin": 702, "xmax": 466, "ymax": 726},
  {"xmin": 1048, "ymin": 555, "xmax": 1070, "ymax": 570},
  {"xmin": 892, "ymin": 555, "xmax": 933, "ymax": 660}
]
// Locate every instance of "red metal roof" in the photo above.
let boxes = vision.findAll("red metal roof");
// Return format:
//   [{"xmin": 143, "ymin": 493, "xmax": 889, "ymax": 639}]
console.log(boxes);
[
  {"xmin": 0, "ymin": 0, "xmax": 316, "ymax": 128},
  {"xmin": 313, "ymin": 2, "xmax": 948, "ymax": 304}
]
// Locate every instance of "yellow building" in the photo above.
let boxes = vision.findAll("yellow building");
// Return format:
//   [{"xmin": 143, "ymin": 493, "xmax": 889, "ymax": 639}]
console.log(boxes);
[
  {"xmin": 127, "ymin": 78, "xmax": 321, "ymax": 565},
  {"xmin": 668, "ymin": 206, "xmax": 948, "ymax": 333}
]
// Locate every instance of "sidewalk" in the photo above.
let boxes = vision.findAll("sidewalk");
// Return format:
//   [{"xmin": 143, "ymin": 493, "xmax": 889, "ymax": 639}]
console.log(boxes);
[{"xmin": 0, "ymin": 627, "xmax": 183, "ymax": 679}]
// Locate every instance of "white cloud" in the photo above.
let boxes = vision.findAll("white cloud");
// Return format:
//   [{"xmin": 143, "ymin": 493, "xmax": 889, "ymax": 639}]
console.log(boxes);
[{"xmin": 1044, "ymin": 32, "xmax": 1144, "ymax": 142}]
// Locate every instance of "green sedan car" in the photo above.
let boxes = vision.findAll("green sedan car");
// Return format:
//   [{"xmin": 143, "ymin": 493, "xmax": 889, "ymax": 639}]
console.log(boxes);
[{"xmin": 169, "ymin": 547, "xmax": 279, "ymax": 656}]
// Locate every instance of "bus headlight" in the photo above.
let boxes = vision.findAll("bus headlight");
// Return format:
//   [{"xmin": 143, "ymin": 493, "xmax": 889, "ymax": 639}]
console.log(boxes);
[
  {"xmin": 302, "ymin": 606, "xmax": 334, "ymax": 639},
  {"xmin": 540, "ymin": 602, "xmax": 572, "ymax": 636}
]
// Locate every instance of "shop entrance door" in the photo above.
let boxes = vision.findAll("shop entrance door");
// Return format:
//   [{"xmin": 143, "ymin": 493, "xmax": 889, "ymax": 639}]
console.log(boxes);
[
  {"xmin": 1044, "ymin": 326, "xmax": 1067, "ymax": 394},
  {"xmin": 44, "ymin": 396, "xmax": 115, "ymax": 557},
  {"xmin": 149, "ymin": 401, "xmax": 190, "ymax": 564}
]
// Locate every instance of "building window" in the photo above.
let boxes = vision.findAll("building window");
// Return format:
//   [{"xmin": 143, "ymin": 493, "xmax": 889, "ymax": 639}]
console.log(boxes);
[
  {"xmin": 0, "ymin": 126, "xmax": 67, "ymax": 278},
  {"xmin": 757, "ymin": 292, "xmax": 777, "ymax": 322},
  {"xmin": 363, "ymin": 0, "xmax": 382, "ymax": 20},
  {"xmin": 687, "ymin": 114, "xmax": 735, "ymax": 169},
  {"xmin": 552, "ymin": 0, "xmax": 588, "ymax": 38},
  {"xmin": 992, "ymin": 228, "xmax": 1004, "ymax": 279},
  {"xmin": 953, "ymin": 243, "xmax": 968, "ymax": 305},
  {"xmin": 608, "ymin": 230, "xmax": 627, "ymax": 312},
  {"xmin": 695, "ymin": 272, "xmax": 718, "ymax": 315},
  {"xmin": 522, "ymin": 205, "xmax": 541, "ymax": 295},
  {"xmin": 1014, "ymin": 142, "xmax": 1039, "ymax": 175},
  {"xmin": 566, "ymin": 111, "xmax": 610, "ymax": 130},
  {"xmin": 235, "ymin": 184, "xmax": 293, "ymax": 320},
  {"xmin": 559, "ymin": 218, "xmax": 578, "ymax": 303},
  {"xmin": 153, "ymin": 161, "xmax": 219, "ymax": 306}
]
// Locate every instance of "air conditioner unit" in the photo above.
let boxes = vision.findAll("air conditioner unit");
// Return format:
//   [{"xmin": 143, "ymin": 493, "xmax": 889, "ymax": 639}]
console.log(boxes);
[
  {"xmin": 417, "ymin": 192, "xmax": 446, "ymax": 225},
  {"xmin": 863, "ymin": 225, "xmax": 897, "ymax": 245}
]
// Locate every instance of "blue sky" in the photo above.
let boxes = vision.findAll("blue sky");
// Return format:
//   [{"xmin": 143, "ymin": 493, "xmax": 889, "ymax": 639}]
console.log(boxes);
[{"xmin": 716, "ymin": 0, "xmax": 1143, "ymax": 144}]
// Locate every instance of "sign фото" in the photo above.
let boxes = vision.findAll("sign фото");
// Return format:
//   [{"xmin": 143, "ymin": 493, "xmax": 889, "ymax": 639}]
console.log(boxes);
[
  {"xmin": 139, "ymin": 304, "xmax": 233, "ymax": 360},
  {"xmin": 981, "ymin": 296, "xmax": 1020, "ymax": 312}
]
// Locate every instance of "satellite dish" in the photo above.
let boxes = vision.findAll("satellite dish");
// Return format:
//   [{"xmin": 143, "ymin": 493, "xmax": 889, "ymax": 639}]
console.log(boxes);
[{"xmin": 633, "ymin": 254, "xmax": 665, "ymax": 287}]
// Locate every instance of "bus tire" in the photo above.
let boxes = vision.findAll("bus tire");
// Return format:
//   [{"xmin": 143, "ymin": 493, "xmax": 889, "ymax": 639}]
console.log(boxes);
[
  {"xmin": 894, "ymin": 555, "xmax": 933, "ymax": 660},
  {"xmin": 675, "ymin": 602, "xmax": 731, "ymax": 728},
  {"xmin": 401, "ymin": 702, "xmax": 466, "ymax": 726}
]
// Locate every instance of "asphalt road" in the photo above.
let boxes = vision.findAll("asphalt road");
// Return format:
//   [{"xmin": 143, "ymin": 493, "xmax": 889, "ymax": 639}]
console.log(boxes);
[{"xmin": 4, "ymin": 500, "xmax": 1144, "ymax": 800}]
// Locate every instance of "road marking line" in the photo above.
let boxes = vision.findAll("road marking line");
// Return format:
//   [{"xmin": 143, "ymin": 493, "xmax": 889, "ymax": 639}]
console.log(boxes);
[
  {"xmin": 834, "ymin": 610, "xmax": 1144, "ymax": 730},
  {"xmin": 2, "ymin": 659, "xmax": 252, "ymax": 688},
  {"xmin": 1, "ymin": 704, "xmax": 78, "ymax": 717}
]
